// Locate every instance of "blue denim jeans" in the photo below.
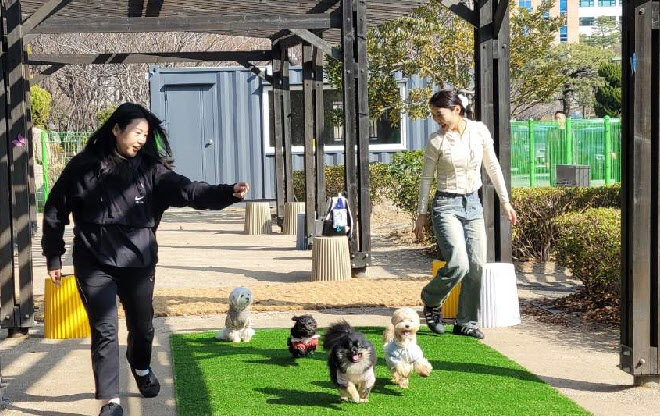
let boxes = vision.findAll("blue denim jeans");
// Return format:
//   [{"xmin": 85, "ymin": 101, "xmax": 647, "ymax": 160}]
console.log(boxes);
[{"xmin": 421, "ymin": 191, "xmax": 487, "ymax": 328}]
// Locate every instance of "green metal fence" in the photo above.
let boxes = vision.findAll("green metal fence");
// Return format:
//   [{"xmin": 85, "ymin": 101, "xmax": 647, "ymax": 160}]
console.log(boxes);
[
  {"xmin": 510, "ymin": 117, "xmax": 621, "ymax": 188},
  {"xmin": 35, "ymin": 119, "xmax": 622, "ymax": 207},
  {"xmin": 37, "ymin": 130, "xmax": 90, "ymax": 210}
]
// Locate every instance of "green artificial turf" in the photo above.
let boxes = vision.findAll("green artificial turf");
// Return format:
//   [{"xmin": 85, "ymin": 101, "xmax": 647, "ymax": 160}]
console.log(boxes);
[{"xmin": 171, "ymin": 327, "xmax": 589, "ymax": 416}]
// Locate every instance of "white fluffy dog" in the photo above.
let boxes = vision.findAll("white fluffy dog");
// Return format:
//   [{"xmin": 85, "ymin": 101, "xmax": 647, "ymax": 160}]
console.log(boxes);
[
  {"xmin": 215, "ymin": 287, "xmax": 255, "ymax": 342},
  {"xmin": 382, "ymin": 307, "xmax": 433, "ymax": 388}
]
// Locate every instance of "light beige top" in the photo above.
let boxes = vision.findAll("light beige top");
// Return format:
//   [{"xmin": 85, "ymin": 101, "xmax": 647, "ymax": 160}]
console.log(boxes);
[{"xmin": 417, "ymin": 119, "xmax": 510, "ymax": 215}]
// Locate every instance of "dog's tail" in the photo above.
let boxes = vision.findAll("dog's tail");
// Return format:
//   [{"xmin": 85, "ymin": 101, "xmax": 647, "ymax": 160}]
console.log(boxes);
[
  {"xmin": 323, "ymin": 320, "xmax": 353, "ymax": 351},
  {"xmin": 382, "ymin": 323, "xmax": 395, "ymax": 346}
]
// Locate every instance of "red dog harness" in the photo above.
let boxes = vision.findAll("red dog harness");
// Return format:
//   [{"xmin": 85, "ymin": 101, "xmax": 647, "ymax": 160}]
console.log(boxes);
[{"xmin": 289, "ymin": 335, "xmax": 320, "ymax": 354}]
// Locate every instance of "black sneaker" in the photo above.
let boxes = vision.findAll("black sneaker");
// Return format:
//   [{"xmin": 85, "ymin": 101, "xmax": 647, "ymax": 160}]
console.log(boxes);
[
  {"xmin": 422, "ymin": 305, "xmax": 445, "ymax": 334},
  {"xmin": 99, "ymin": 402, "xmax": 123, "ymax": 416},
  {"xmin": 453, "ymin": 324, "xmax": 484, "ymax": 339},
  {"xmin": 130, "ymin": 366, "xmax": 160, "ymax": 398}
]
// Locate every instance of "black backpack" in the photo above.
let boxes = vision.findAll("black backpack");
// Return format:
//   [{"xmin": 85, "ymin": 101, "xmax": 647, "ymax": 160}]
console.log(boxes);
[{"xmin": 321, "ymin": 194, "xmax": 353, "ymax": 237}]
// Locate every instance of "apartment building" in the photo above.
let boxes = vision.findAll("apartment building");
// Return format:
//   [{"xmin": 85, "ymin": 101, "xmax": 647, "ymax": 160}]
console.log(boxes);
[
  {"xmin": 519, "ymin": 0, "xmax": 622, "ymax": 42},
  {"xmin": 519, "ymin": 0, "xmax": 579, "ymax": 43},
  {"xmin": 577, "ymin": 0, "xmax": 623, "ymax": 36}
]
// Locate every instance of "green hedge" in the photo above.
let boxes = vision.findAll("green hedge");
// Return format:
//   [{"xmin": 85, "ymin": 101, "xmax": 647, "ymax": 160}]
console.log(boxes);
[
  {"xmin": 512, "ymin": 184, "xmax": 620, "ymax": 260},
  {"xmin": 30, "ymin": 85, "xmax": 51, "ymax": 129},
  {"xmin": 380, "ymin": 150, "xmax": 621, "ymax": 259},
  {"xmin": 289, "ymin": 150, "xmax": 621, "ymax": 263},
  {"xmin": 553, "ymin": 208, "xmax": 621, "ymax": 299},
  {"xmin": 385, "ymin": 150, "xmax": 429, "ymax": 221},
  {"xmin": 292, "ymin": 163, "xmax": 390, "ymax": 207}
]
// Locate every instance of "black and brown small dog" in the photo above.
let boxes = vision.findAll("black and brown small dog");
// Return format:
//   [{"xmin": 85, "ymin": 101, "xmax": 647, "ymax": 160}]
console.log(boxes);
[
  {"xmin": 323, "ymin": 320, "xmax": 377, "ymax": 403},
  {"xmin": 287, "ymin": 315, "xmax": 320, "ymax": 358}
]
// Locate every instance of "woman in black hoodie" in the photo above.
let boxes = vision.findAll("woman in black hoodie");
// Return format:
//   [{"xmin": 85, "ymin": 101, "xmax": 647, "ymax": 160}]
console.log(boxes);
[{"xmin": 41, "ymin": 103, "xmax": 249, "ymax": 416}]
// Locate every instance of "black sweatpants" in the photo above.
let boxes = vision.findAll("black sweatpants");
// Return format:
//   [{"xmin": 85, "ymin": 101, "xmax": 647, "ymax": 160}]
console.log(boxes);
[{"xmin": 74, "ymin": 258, "xmax": 155, "ymax": 399}]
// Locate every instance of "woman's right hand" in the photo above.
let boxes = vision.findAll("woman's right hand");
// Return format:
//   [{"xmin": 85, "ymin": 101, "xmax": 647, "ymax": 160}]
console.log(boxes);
[
  {"xmin": 48, "ymin": 269, "xmax": 62, "ymax": 287},
  {"xmin": 414, "ymin": 213, "xmax": 430, "ymax": 242}
]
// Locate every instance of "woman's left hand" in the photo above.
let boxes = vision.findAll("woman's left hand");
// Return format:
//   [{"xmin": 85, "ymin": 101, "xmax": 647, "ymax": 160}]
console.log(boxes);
[
  {"xmin": 233, "ymin": 182, "xmax": 250, "ymax": 199},
  {"xmin": 503, "ymin": 202, "xmax": 517, "ymax": 226}
]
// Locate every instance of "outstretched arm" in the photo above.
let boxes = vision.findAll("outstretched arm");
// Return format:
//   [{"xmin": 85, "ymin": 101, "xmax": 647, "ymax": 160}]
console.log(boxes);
[{"xmin": 154, "ymin": 162, "xmax": 248, "ymax": 211}]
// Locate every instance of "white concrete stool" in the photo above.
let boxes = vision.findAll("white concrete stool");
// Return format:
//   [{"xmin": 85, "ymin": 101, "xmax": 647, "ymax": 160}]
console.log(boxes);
[
  {"xmin": 244, "ymin": 201, "xmax": 272, "ymax": 235},
  {"xmin": 311, "ymin": 236, "xmax": 351, "ymax": 281},
  {"xmin": 283, "ymin": 202, "xmax": 305, "ymax": 235},
  {"xmin": 478, "ymin": 263, "xmax": 521, "ymax": 328}
]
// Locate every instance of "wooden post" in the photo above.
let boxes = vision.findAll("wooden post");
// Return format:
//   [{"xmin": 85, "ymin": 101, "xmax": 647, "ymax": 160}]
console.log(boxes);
[
  {"xmin": 0, "ymin": 6, "xmax": 15, "ymax": 329},
  {"xmin": 281, "ymin": 47, "xmax": 294, "ymax": 203},
  {"xmin": 2, "ymin": 0, "xmax": 33, "ymax": 332},
  {"xmin": 474, "ymin": 0, "xmax": 512, "ymax": 263},
  {"xmin": 341, "ymin": 0, "xmax": 358, "ymax": 257},
  {"xmin": 620, "ymin": 0, "xmax": 660, "ymax": 384},
  {"xmin": 355, "ymin": 0, "xmax": 371, "ymax": 268},
  {"xmin": 302, "ymin": 42, "xmax": 316, "ymax": 248},
  {"xmin": 24, "ymin": 73, "xmax": 36, "ymax": 235},
  {"xmin": 271, "ymin": 41, "xmax": 286, "ymax": 227},
  {"xmin": 314, "ymin": 41, "xmax": 326, "ymax": 215},
  {"xmin": 341, "ymin": 0, "xmax": 371, "ymax": 270}
]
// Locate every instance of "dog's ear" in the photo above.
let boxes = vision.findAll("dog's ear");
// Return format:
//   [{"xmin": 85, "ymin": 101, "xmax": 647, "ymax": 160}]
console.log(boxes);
[{"xmin": 292, "ymin": 316, "xmax": 300, "ymax": 322}]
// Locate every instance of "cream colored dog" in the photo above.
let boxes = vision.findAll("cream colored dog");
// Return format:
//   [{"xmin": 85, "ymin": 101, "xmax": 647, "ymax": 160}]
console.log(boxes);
[
  {"xmin": 215, "ymin": 287, "xmax": 255, "ymax": 342},
  {"xmin": 382, "ymin": 307, "xmax": 433, "ymax": 388}
]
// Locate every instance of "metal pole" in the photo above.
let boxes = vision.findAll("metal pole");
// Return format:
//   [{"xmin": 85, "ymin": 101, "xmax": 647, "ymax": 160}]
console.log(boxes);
[
  {"xmin": 565, "ymin": 117, "xmax": 573, "ymax": 164},
  {"xmin": 604, "ymin": 115, "xmax": 612, "ymax": 185},
  {"xmin": 528, "ymin": 118, "xmax": 535, "ymax": 188},
  {"xmin": 40, "ymin": 130, "xmax": 49, "ymax": 202}
]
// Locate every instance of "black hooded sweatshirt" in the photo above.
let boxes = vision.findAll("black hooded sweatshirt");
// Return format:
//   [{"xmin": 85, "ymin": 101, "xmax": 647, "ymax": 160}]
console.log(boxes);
[{"xmin": 41, "ymin": 150, "xmax": 240, "ymax": 270}]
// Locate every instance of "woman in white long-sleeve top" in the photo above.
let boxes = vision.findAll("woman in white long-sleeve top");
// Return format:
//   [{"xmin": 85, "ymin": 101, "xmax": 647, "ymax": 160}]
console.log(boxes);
[{"xmin": 413, "ymin": 89, "xmax": 517, "ymax": 339}]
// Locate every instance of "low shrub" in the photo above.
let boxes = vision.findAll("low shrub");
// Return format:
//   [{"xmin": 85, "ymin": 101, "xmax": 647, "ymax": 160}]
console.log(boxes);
[
  {"xmin": 552, "ymin": 207, "xmax": 621, "ymax": 300},
  {"xmin": 292, "ymin": 163, "xmax": 390, "ymax": 207},
  {"xmin": 512, "ymin": 184, "xmax": 620, "ymax": 260},
  {"xmin": 385, "ymin": 150, "xmax": 430, "ymax": 222},
  {"xmin": 30, "ymin": 85, "xmax": 52, "ymax": 129}
]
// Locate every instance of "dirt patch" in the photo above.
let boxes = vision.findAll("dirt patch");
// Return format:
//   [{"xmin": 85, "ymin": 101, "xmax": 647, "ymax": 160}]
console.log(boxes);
[
  {"xmin": 151, "ymin": 277, "xmax": 431, "ymax": 317},
  {"xmin": 33, "ymin": 277, "xmax": 431, "ymax": 320},
  {"xmin": 521, "ymin": 293, "xmax": 619, "ymax": 328}
]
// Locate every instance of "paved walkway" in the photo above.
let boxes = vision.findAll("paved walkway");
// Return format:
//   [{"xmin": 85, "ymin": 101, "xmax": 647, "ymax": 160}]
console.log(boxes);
[{"xmin": 2, "ymin": 207, "xmax": 656, "ymax": 416}]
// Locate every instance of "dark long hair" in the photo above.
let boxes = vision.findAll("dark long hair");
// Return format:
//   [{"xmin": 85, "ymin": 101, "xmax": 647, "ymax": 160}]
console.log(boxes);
[
  {"xmin": 84, "ymin": 102, "xmax": 173, "ymax": 174},
  {"xmin": 428, "ymin": 89, "xmax": 471, "ymax": 118}
]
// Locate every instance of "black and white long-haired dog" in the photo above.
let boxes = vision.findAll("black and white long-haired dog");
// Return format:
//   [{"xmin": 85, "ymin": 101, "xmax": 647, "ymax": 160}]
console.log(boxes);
[{"xmin": 323, "ymin": 321, "xmax": 377, "ymax": 403}]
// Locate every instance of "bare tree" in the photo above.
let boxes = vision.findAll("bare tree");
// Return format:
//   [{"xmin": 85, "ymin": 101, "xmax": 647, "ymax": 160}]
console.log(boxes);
[{"xmin": 30, "ymin": 32, "xmax": 269, "ymax": 131}]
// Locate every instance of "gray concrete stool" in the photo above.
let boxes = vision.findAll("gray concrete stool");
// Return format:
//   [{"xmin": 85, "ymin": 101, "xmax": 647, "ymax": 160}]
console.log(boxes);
[{"xmin": 295, "ymin": 213, "xmax": 307, "ymax": 250}]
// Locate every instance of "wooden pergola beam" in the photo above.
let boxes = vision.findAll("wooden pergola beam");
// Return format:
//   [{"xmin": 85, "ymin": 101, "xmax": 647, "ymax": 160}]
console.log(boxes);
[
  {"xmin": 237, "ymin": 61, "xmax": 273, "ymax": 83},
  {"xmin": 441, "ymin": 0, "xmax": 477, "ymax": 27},
  {"xmin": 492, "ymin": 0, "xmax": 508, "ymax": 34},
  {"xmin": 22, "ymin": 0, "xmax": 71, "ymax": 34},
  {"xmin": 28, "ymin": 13, "xmax": 342, "ymax": 34},
  {"xmin": 30, "ymin": 63, "xmax": 64, "ymax": 84},
  {"xmin": 268, "ymin": 0, "xmax": 340, "ymax": 43},
  {"xmin": 290, "ymin": 29, "xmax": 341, "ymax": 60},
  {"xmin": 27, "ymin": 50, "xmax": 273, "ymax": 65}
]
